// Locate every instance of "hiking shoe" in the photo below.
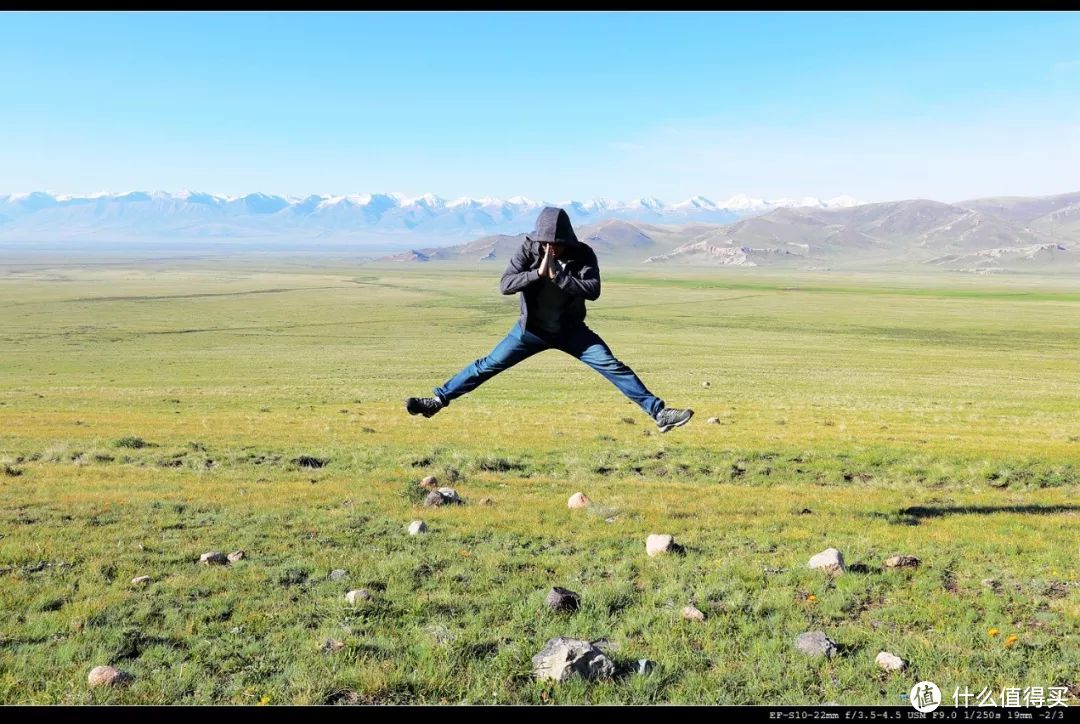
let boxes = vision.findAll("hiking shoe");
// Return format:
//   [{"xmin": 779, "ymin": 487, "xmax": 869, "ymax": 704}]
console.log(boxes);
[
  {"xmin": 406, "ymin": 396, "xmax": 444, "ymax": 418},
  {"xmin": 655, "ymin": 407, "xmax": 693, "ymax": 433}
]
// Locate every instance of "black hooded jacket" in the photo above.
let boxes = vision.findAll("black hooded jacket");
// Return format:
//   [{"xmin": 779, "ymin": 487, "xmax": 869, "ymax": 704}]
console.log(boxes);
[{"xmin": 499, "ymin": 207, "xmax": 600, "ymax": 333}]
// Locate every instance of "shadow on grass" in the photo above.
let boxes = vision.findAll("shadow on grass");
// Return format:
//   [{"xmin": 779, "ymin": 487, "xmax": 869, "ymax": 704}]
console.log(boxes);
[{"xmin": 870, "ymin": 504, "xmax": 1080, "ymax": 526}]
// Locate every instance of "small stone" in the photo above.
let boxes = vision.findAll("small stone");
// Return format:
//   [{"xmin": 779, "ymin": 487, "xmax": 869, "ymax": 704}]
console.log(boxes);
[
  {"xmin": 567, "ymin": 492, "xmax": 591, "ymax": 509},
  {"xmin": 646, "ymin": 534, "xmax": 676, "ymax": 557},
  {"xmin": 883, "ymin": 555, "xmax": 919, "ymax": 569},
  {"xmin": 808, "ymin": 547, "xmax": 846, "ymax": 576},
  {"xmin": 87, "ymin": 665, "xmax": 133, "ymax": 688},
  {"xmin": 682, "ymin": 605, "xmax": 706, "ymax": 622},
  {"xmin": 635, "ymin": 659, "xmax": 655, "ymax": 676},
  {"xmin": 545, "ymin": 587, "xmax": 581, "ymax": 613},
  {"xmin": 420, "ymin": 475, "xmax": 438, "ymax": 489},
  {"xmin": 321, "ymin": 638, "xmax": 345, "ymax": 654},
  {"xmin": 707, "ymin": 417, "xmax": 720, "ymax": 424},
  {"xmin": 531, "ymin": 637, "xmax": 615, "ymax": 682},
  {"xmin": 702, "ymin": 381, "xmax": 711, "ymax": 388},
  {"xmin": 408, "ymin": 520, "xmax": 428, "ymax": 535},
  {"xmin": 130, "ymin": 575, "xmax": 152, "ymax": 586},
  {"xmin": 795, "ymin": 631, "xmax": 838, "ymax": 658},
  {"xmin": 478, "ymin": 497, "xmax": 494, "ymax": 506},
  {"xmin": 199, "ymin": 551, "xmax": 228, "ymax": 565},
  {"xmin": 227, "ymin": 550, "xmax": 245, "ymax": 563},
  {"xmin": 875, "ymin": 651, "xmax": 906, "ymax": 672},
  {"xmin": 329, "ymin": 569, "xmax": 348, "ymax": 581},
  {"xmin": 345, "ymin": 589, "xmax": 371, "ymax": 605}
]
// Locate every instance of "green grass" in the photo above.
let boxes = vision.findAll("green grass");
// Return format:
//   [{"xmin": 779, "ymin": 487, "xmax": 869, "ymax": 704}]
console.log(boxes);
[{"xmin": 0, "ymin": 256, "xmax": 1077, "ymax": 704}]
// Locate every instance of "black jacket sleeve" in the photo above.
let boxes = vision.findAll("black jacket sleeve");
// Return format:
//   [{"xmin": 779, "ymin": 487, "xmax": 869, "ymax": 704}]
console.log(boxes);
[
  {"xmin": 551, "ymin": 245, "xmax": 601, "ymax": 301},
  {"xmin": 500, "ymin": 240, "xmax": 541, "ymax": 295}
]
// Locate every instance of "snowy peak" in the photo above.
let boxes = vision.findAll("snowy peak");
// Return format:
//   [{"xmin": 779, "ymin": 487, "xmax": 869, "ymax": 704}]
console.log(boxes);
[{"xmin": 0, "ymin": 189, "xmax": 863, "ymax": 243}]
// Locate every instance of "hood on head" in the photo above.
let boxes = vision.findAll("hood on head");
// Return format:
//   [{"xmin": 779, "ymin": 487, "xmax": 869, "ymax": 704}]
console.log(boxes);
[{"xmin": 526, "ymin": 206, "xmax": 579, "ymax": 246}]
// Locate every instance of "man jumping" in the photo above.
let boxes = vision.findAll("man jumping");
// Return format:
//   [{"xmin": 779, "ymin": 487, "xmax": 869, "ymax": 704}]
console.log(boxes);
[{"xmin": 405, "ymin": 206, "xmax": 694, "ymax": 433}]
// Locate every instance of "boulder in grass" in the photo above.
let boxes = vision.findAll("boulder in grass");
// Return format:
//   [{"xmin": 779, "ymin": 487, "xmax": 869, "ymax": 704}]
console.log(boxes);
[
  {"xmin": 199, "ymin": 551, "xmax": 228, "ymax": 566},
  {"xmin": 345, "ymin": 589, "xmax": 371, "ymax": 605},
  {"xmin": 682, "ymin": 605, "xmax": 706, "ymax": 622},
  {"xmin": 478, "ymin": 497, "xmax": 495, "ymax": 507},
  {"xmin": 424, "ymin": 488, "xmax": 464, "ymax": 507},
  {"xmin": 545, "ymin": 587, "xmax": 581, "ymax": 613},
  {"xmin": 408, "ymin": 520, "xmax": 428, "ymax": 535},
  {"xmin": 130, "ymin": 575, "xmax": 152, "ymax": 586},
  {"xmin": 88, "ymin": 665, "xmax": 133, "ymax": 688},
  {"xmin": 329, "ymin": 569, "xmax": 348, "ymax": 581},
  {"xmin": 531, "ymin": 637, "xmax": 615, "ymax": 682},
  {"xmin": 808, "ymin": 548, "xmax": 846, "ymax": 576},
  {"xmin": 437, "ymin": 487, "xmax": 463, "ymax": 503},
  {"xmin": 646, "ymin": 534, "xmax": 677, "ymax": 557},
  {"xmin": 875, "ymin": 651, "xmax": 906, "ymax": 672},
  {"xmin": 707, "ymin": 417, "xmax": 720, "ymax": 424},
  {"xmin": 795, "ymin": 631, "xmax": 838, "ymax": 658},
  {"xmin": 567, "ymin": 492, "xmax": 591, "ymax": 509},
  {"xmin": 227, "ymin": 550, "xmax": 245, "ymax": 563},
  {"xmin": 883, "ymin": 554, "xmax": 919, "ymax": 570}
]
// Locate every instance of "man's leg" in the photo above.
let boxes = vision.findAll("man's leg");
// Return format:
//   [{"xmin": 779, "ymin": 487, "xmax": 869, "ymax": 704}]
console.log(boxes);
[
  {"xmin": 432, "ymin": 323, "xmax": 549, "ymax": 407},
  {"xmin": 555, "ymin": 324, "xmax": 665, "ymax": 418}
]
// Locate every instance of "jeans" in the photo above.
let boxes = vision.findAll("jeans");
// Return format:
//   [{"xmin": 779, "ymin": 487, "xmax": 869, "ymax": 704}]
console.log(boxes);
[{"xmin": 434, "ymin": 322, "xmax": 665, "ymax": 418}]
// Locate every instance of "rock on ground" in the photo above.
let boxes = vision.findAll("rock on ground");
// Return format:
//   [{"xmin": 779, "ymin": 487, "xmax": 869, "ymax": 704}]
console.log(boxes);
[
  {"xmin": 88, "ymin": 665, "xmax": 133, "ymax": 687},
  {"xmin": 478, "ymin": 497, "xmax": 494, "ymax": 506},
  {"xmin": 795, "ymin": 631, "xmax": 838, "ymax": 658},
  {"xmin": 345, "ymin": 589, "xmax": 371, "ymax": 605},
  {"xmin": 567, "ymin": 492, "xmax": 591, "ymax": 509},
  {"xmin": 130, "ymin": 575, "xmax": 152, "ymax": 586},
  {"xmin": 707, "ymin": 417, "xmax": 720, "ymax": 424},
  {"xmin": 875, "ymin": 651, "xmax": 906, "ymax": 671},
  {"xmin": 808, "ymin": 548, "xmax": 846, "ymax": 576},
  {"xmin": 531, "ymin": 637, "xmax": 616, "ymax": 682},
  {"xmin": 227, "ymin": 550, "xmax": 245, "ymax": 563},
  {"xmin": 408, "ymin": 520, "xmax": 428, "ymax": 535},
  {"xmin": 682, "ymin": 605, "xmax": 706, "ymax": 622},
  {"xmin": 424, "ymin": 488, "xmax": 464, "ymax": 506},
  {"xmin": 545, "ymin": 587, "xmax": 581, "ymax": 613},
  {"xmin": 883, "ymin": 554, "xmax": 919, "ymax": 569},
  {"xmin": 646, "ymin": 534, "xmax": 676, "ymax": 557},
  {"xmin": 329, "ymin": 569, "xmax": 347, "ymax": 581},
  {"xmin": 199, "ymin": 551, "xmax": 228, "ymax": 565}
]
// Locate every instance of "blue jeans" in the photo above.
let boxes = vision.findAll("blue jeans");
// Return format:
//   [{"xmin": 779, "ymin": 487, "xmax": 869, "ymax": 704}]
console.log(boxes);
[{"xmin": 434, "ymin": 322, "xmax": 665, "ymax": 418}]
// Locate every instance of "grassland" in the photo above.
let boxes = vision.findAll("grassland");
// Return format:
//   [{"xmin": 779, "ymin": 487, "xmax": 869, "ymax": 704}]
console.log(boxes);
[{"xmin": 1, "ymin": 253, "xmax": 1078, "ymax": 704}]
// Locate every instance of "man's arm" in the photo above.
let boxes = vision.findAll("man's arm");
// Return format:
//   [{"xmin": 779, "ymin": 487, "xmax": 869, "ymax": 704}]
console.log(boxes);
[
  {"xmin": 500, "ymin": 241, "xmax": 542, "ymax": 295},
  {"xmin": 551, "ymin": 246, "xmax": 601, "ymax": 301}
]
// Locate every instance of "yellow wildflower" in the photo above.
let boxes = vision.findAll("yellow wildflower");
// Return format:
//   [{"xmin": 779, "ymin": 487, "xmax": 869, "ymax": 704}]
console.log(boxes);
[
  {"xmin": 1004, "ymin": 634, "xmax": 1019, "ymax": 648},
  {"xmin": 988, "ymin": 627, "xmax": 1000, "ymax": 637}
]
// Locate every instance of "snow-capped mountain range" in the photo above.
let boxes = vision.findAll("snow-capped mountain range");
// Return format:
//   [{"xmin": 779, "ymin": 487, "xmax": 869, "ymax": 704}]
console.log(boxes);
[{"xmin": 0, "ymin": 190, "xmax": 861, "ymax": 244}]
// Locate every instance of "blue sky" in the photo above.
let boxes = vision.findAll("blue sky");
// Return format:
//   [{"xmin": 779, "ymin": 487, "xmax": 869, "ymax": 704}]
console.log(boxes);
[{"xmin": 2, "ymin": 11, "xmax": 1079, "ymax": 203}]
